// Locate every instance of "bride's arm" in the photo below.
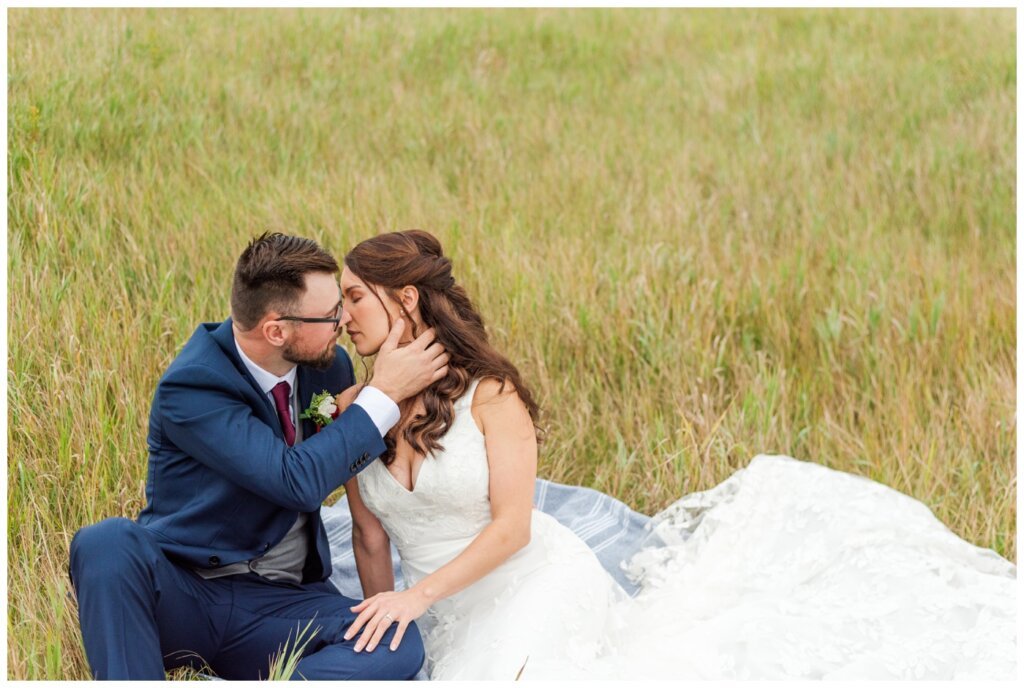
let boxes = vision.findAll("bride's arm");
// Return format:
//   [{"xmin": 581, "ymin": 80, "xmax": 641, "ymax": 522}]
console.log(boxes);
[
  {"xmin": 346, "ymin": 477, "xmax": 395, "ymax": 598},
  {"xmin": 345, "ymin": 377, "xmax": 536, "ymax": 653},
  {"xmin": 409, "ymin": 378, "xmax": 536, "ymax": 598},
  {"xmin": 335, "ymin": 383, "xmax": 395, "ymax": 598}
]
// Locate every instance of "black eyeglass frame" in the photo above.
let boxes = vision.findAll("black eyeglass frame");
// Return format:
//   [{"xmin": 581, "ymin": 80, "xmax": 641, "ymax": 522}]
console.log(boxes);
[{"xmin": 277, "ymin": 302, "xmax": 343, "ymax": 332}]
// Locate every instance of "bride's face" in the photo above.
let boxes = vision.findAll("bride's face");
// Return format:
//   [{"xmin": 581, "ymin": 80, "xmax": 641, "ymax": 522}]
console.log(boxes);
[{"xmin": 339, "ymin": 266, "xmax": 400, "ymax": 356}]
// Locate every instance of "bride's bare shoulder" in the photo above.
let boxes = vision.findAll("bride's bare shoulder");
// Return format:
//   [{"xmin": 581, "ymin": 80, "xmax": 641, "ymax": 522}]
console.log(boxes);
[
  {"xmin": 471, "ymin": 376, "xmax": 520, "ymax": 405},
  {"xmin": 470, "ymin": 377, "xmax": 529, "ymax": 435}
]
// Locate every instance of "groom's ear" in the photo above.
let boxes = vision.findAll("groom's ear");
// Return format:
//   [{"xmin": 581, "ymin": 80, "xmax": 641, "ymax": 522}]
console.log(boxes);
[{"xmin": 261, "ymin": 315, "xmax": 289, "ymax": 347}]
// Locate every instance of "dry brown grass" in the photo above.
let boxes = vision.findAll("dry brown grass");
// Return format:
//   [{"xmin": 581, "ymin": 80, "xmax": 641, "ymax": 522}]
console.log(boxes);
[{"xmin": 7, "ymin": 8, "xmax": 1015, "ymax": 679}]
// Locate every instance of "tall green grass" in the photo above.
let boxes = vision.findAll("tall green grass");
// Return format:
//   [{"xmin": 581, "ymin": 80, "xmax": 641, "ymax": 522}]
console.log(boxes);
[{"xmin": 7, "ymin": 8, "xmax": 1015, "ymax": 679}]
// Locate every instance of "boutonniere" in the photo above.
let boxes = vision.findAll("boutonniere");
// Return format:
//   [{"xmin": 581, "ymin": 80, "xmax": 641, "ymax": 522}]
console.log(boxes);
[{"xmin": 299, "ymin": 390, "xmax": 341, "ymax": 432}]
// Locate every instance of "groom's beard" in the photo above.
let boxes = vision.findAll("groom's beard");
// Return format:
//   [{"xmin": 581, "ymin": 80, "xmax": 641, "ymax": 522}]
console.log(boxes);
[{"xmin": 282, "ymin": 341, "xmax": 337, "ymax": 371}]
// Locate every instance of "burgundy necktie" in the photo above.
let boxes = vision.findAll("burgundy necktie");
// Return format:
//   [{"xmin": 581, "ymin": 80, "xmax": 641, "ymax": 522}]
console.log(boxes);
[{"xmin": 270, "ymin": 381, "xmax": 296, "ymax": 447}]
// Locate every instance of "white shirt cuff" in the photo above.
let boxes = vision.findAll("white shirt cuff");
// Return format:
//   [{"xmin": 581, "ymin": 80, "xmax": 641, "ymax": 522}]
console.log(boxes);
[{"xmin": 353, "ymin": 386, "xmax": 401, "ymax": 437}]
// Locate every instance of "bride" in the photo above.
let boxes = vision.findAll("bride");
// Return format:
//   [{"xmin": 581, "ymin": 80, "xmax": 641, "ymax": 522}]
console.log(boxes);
[{"xmin": 327, "ymin": 230, "xmax": 1015, "ymax": 680}]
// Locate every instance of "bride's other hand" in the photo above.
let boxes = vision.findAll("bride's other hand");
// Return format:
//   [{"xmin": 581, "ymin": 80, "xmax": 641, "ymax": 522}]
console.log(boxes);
[{"xmin": 345, "ymin": 588, "xmax": 430, "ymax": 652}]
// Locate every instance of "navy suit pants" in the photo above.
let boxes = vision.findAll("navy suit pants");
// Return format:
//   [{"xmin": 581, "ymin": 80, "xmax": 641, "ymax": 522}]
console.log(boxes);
[{"xmin": 68, "ymin": 517, "xmax": 424, "ymax": 680}]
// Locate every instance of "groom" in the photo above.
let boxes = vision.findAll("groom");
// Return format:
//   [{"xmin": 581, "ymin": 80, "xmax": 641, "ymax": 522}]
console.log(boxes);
[{"xmin": 68, "ymin": 233, "xmax": 448, "ymax": 680}]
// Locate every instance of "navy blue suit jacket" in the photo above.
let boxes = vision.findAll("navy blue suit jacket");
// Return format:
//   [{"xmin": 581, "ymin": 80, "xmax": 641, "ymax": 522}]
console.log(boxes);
[{"xmin": 137, "ymin": 318, "xmax": 385, "ymax": 583}]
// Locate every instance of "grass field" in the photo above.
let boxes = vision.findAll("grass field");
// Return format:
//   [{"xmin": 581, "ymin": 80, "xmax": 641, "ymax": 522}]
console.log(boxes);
[{"xmin": 7, "ymin": 8, "xmax": 1016, "ymax": 680}]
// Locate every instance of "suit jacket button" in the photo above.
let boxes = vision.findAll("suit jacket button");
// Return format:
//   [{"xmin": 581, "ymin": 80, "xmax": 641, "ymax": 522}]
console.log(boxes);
[
  {"xmin": 350, "ymin": 463, "xmax": 357, "ymax": 471},
  {"xmin": 360, "ymin": 453, "xmax": 368, "ymax": 461},
  {"xmin": 209, "ymin": 555, "xmax": 220, "ymax": 566}
]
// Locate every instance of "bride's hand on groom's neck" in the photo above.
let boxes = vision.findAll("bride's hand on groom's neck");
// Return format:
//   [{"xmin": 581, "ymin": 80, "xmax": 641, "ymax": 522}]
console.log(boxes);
[
  {"xmin": 372, "ymin": 318, "xmax": 450, "ymax": 404},
  {"xmin": 334, "ymin": 385, "xmax": 362, "ymax": 415}
]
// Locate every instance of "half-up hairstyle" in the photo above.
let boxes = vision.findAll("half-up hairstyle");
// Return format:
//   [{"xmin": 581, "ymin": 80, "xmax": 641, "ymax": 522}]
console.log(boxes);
[{"xmin": 345, "ymin": 229, "xmax": 542, "ymax": 465}]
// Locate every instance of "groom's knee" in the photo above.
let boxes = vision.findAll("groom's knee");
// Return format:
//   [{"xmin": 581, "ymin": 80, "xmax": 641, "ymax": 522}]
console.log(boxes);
[
  {"xmin": 390, "ymin": 621, "xmax": 425, "ymax": 679},
  {"xmin": 70, "ymin": 517, "xmax": 153, "ymax": 588},
  {"xmin": 340, "ymin": 621, "xmax": 424, "ymax": 680}
]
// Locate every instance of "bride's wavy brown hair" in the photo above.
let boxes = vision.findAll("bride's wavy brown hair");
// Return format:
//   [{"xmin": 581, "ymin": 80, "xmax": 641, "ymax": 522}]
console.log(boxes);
[{"xmin": 345, "ymin": 230, "xmax": 542, "ymax": 465}]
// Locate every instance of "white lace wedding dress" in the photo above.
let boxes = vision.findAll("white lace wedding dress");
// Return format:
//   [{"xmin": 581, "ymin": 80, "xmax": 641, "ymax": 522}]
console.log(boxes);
[{"xmin": 356, "ymin": 379, "xmax": 1016, "ymax": 680}]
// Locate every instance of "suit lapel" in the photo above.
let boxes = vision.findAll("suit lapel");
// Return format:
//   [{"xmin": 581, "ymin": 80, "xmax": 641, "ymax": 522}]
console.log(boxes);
[
  {"xmin": 208, "ymin": 317, "xmax": 283, "ymax": 439},
  {"xmin": 296, "ymin": 365, "xmax": 320, "ymax": 441}
]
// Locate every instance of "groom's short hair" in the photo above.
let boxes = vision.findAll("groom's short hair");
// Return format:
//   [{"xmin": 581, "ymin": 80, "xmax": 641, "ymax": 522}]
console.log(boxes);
[{"xmin": 231, "ymin": 232, "xmax": 339, "ymax": 330}]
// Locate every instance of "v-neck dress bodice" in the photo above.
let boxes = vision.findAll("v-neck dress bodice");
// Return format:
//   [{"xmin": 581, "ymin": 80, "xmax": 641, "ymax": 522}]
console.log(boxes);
[{"xmin": 357, "ymin": 380, "xmax": 494, "ymax": 571}]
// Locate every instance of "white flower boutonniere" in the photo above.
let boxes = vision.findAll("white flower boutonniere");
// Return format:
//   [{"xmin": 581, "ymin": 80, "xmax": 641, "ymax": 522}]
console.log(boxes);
[{"xmin": 299, "ymin": 390, "xmax": 341, "ymax": 432}]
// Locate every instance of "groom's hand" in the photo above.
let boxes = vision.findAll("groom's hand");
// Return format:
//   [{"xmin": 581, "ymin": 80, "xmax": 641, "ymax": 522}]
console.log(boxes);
[{"xmin": 372, "ymin": 318, "xmax": 449, "ymax": 403}]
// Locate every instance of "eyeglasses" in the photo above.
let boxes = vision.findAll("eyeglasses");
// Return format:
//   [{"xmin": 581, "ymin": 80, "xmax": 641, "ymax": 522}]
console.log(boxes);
[{"xmin": 278, "ymin": 302, "xmax": 343, "ymax": 332}]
